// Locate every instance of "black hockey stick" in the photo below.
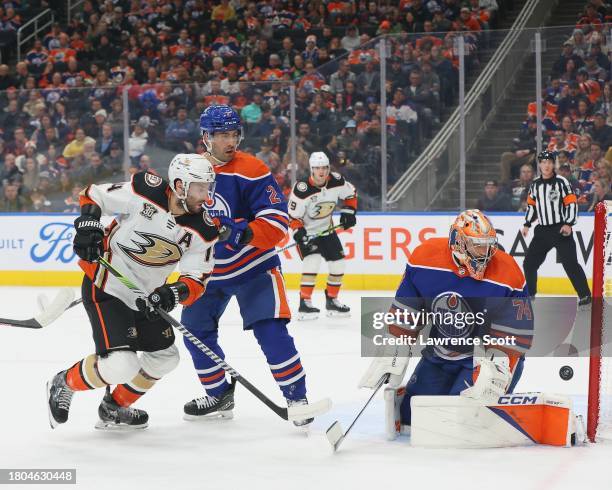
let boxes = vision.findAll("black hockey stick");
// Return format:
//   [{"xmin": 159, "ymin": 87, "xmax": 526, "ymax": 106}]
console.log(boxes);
[
  {"xmin": 325, "ymin": 373, "xmax": 390, "ymax": 452},
  {"xmin": 97, "ymin": 257, "xmax": 331, "ymax": 422},
  {"xmin": 0, "ymin": 291, "xmax": 81, "ymax": 329},
  {"xmin": 275, "ymin": 223, "xmax": 345, "ymax": 255}
]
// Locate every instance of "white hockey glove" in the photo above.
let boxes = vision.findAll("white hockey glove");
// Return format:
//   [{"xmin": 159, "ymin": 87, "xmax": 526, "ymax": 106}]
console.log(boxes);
[
  {"xmin": 359, "ymin": 341, "xmax": 411, "ymax": 389},
  {"xmin": 460, "ymin": 350, "xmax": 512, "ymax": 403}
]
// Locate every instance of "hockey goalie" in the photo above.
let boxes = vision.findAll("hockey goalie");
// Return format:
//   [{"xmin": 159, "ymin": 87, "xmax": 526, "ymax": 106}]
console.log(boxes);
[{"xmin": 360, "ymin": 210, "xmax": 582, "ymax": 448}]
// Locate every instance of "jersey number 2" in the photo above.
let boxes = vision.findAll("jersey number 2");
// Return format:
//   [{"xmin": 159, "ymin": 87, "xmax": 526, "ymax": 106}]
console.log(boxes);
[{"xmin": 266, "ymin": 185, "xmax": 281, "ymax": 204}]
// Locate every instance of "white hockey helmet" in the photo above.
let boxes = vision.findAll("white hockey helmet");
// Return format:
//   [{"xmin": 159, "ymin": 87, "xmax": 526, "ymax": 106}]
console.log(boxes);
[
  {"xmin": 309, "ymin": 152, "xmax": 330, "ymax": 171},
  {"xmin": 168, "ymin": 153, "xmax": 215, "ymax": 202}
]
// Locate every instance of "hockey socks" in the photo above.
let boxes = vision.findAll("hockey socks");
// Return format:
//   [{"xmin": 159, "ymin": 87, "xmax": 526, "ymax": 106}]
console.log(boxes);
[
  {"xmin": 66, "ymin": 354, "xmax": 108, "ymax": 391},
  {"xmin": 112, "ymin": 369, "xmax": 159, "ymax": 407},
  {"xmin": 299, "ymin": 273, "xmax": 317, "ymax": 299}
]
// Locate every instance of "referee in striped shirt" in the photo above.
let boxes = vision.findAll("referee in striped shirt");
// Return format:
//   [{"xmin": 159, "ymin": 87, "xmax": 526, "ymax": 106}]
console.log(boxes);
[{"xmin": 522, "ymin": 150, "xmax": 591, "ymax": 306}]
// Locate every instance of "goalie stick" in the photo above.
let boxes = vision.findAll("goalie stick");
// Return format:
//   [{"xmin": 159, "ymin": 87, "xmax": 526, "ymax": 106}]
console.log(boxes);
[
  {"xmin": 0, "ymin": 290, "xmax": 79, "ymax": 329},
  {"xmin": 326, "ymin": 373, "xmax": 389, "ymax": 452},
  {"xmin": 97, "ymin": 257, "xmax": 332, "ymax": 423}
]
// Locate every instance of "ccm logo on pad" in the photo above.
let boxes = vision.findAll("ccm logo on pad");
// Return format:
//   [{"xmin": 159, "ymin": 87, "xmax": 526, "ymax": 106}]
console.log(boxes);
[{"xmin": 497, "ymin": 395, "xmax": 538, "ymax": 405}]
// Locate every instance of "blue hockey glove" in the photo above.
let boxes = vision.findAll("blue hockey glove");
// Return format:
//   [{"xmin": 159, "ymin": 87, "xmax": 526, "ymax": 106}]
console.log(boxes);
[{"xmin": 214, "ymin": 216, "xmax": 252, "ymax": 250}]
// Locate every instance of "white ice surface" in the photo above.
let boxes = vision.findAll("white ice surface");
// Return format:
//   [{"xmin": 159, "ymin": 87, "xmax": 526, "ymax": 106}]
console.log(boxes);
[{"xmin": 1, "ymin": 287, "xmax": 610, "ymax": 490}]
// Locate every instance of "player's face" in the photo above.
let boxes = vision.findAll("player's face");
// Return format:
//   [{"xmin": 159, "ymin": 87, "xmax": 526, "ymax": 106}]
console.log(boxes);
[
  {"xmin": 206, "ymin": 130, "xmax": 240, "ymax": 163},
  {"xmin": 185, "ymin": 182, "xmax": 211, "ymax": 213},
  {"xmin": 311, "ymin": 166, "xmax": 330, "ymax": 186}
]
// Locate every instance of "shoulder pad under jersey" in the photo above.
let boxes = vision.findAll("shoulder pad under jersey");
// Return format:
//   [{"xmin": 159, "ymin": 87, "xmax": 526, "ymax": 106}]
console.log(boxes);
[
  {"xmin": 175, "ymin": 211, "xmax": 219, "ymax": 243},
  {"xmin": 327, "ymin": 172, "xmax": 346, "ymax": 189},
  {"xmin": 132, "ymin": 172, "xmax": 170, "ymax": 211},
  {"xmin": 293, "ymin": 180, "xmax": 319, "ymax": 199}
]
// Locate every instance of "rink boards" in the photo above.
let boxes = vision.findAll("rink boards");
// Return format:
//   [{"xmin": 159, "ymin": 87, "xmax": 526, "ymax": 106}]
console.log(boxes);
[{"xmin": 0, "ymin": 212, "xmax": 595, "ymax": 294}]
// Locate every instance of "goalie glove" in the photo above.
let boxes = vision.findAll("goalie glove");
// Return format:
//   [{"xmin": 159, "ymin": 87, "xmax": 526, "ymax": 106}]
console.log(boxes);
[
  {"xmin": 359, "ymin": 340, "xmax": 411, "ymax": 389},
  {"xmin": 460, "ymin": 350, "xmax": 513, "ymax": 403}
]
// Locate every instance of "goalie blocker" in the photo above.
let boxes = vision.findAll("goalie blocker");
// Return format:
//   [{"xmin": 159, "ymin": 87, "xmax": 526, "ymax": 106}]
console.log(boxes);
[{"xmin": 384, "ymin": 388, "xmax": 586, "ymax": 448}]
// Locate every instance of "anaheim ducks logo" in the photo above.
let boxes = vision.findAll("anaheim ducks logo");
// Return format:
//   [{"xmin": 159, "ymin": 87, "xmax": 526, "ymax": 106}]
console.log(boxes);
[
  {"xmin": 308, "ymin": 201, "xmax": 336, "ymax": 219},
  {"xmin": 118, "ymin": 231, "xmax": 182, "ymax": 267}
]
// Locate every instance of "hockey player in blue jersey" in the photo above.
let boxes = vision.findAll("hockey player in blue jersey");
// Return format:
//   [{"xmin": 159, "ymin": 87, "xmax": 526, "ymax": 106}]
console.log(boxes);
[
  {"xmin": 360, "ymin": 210, "xmax": 534, "ymax": 431},
  {"xmin": 180, "ymin": 105, "xmax": 312, "ymax": 426}
]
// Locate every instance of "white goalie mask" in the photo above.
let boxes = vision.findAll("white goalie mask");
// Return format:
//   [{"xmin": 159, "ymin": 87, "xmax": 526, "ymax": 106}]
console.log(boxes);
[{"xmin": 168, "ymin": 153, "xmax": 216, "ymax": 211}]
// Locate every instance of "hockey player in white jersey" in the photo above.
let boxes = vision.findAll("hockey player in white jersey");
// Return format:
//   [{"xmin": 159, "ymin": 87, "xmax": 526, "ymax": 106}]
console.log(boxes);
[
  {"xmin": 287, "ymin": 152, "xmax": 357, "ymax": 320},
  {"xmin": 46, "ymin": 154, "xmax": 218, "ymax": 430}
]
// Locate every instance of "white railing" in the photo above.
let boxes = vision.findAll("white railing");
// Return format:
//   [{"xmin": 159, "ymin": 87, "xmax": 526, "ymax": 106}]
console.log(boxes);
[
  {"xmin": 385, "ymin": 0, "xmax": 558, "ymax": 210},
  {"xmin": 67, "ymin": 0, "xmax": 86, "ymax": 23},
  {"xmin": 17, "ymin": 9, "xmax": 54, "ymax": 62}
]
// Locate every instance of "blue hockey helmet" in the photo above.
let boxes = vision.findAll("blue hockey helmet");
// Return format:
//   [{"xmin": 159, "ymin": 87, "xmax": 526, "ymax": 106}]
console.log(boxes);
[{"xmin": 199, "ymin": 104, "xmax": 242, "ymax": 138}]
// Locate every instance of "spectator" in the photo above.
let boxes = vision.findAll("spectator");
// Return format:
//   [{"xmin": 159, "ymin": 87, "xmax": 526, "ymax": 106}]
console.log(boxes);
[
  {"xmin": 21, "ymin": 157, "xmax": 40, "ymax": 195},
  {"xmin": 278, "ymin": 37, "xmax": 298, "ymax": 71},
  {"xmin": 63, "ymin": 128, "xmax": 96, "ymax": 161},
  {"xmin": 558, "ymin": 162, "xmax": 580, "ymax": 194},
  {"xmin": 105, "ymin": 142, "xmax": 124, "ymax": 174},
  {"xmin": 0, "ymin": 153, "xmax": 21, "ymax": 185},
  {"xmin": 0, "ymin": 184, "xmax": 27, "ymax": 212},
  {"xmin": 164, "ymin": 107, "xmax": 197, "ymax": 151},
  {"xmin": 96, "ymin": 123, "xmax": 117, "ymax": 158},
  {"xmin": 405, "ymin": 69, "xmax": 436, "ymax": 135},
  {"xmin": 356, "ymin": 61, "xmax": 381, "ymax": 98},
  {"xmin": 241, "ymin": 91, "xmax": 264, "ymax": 124},
  {"xmin": 77, "ymin": 152, "xmax": 112, "ymax": 185},
  {"xmin": 256, "ymin": 138, "xmax": 281, "ymax": 170},
  {"xmin": 589, "ymin": 113, "xmax": 612, "ymax": 149},
  {"xmin": 574, "ymin": 133, "xmax": 592, "ymax": 167},
  {"xmin": 476, "ymin": 180, "xmax": 512, "ymax": 211},
  {"xmin": 507, "ymin": 164, "xmax": 534, "ymax": 211},
  {"xmin": 60, "ymin": 182, "xmax": 83, "ymax": 213},
  {"xmin": 128, "ymin": 119, "xmax": 149, "ymax": 163},
  {"xmin": 586, "ymin": 178, "xmax": 612, "ymax": 212},
  {"xmin": 341, "ymin": 26, "xmax": 361, "ymax": 51}
]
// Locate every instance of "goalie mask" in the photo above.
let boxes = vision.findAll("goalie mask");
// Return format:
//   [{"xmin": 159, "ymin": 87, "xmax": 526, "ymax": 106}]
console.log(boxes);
[
  {"xmin": 168, "ymin": 153, "xmax": 216, "ymax": 213},
  {"xmin": 449, "ymin": 209, "xmax": 498, "ymax": 280}
]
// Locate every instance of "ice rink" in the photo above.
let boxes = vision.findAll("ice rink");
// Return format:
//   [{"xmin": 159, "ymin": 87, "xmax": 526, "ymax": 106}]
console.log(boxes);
[{"xmin": 1, "ymin": 286, "xmax": 611, "ymax": 490}]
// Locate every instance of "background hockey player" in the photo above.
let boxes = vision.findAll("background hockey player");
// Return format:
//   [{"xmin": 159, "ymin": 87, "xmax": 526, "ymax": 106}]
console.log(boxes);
[
  {"xmin": 180, "ymin": 105, "xmax": 312, "ymax": 426},
  {"xmin": 360, "ymin": 210, "xmax": 533, "ymax": 429},
  {"xmin": 47, "ymin": 154, "xmax": 218, "ymax": 430},
  {"xmin": 287, "ymin": 152, "xmax": 357, "ymax": 320}
]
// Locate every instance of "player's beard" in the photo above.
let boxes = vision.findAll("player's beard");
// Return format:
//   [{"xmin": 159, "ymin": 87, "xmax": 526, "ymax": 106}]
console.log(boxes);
[{"xmin": 184, "ymin": 197, "xmax": 205, "ymax": 214}]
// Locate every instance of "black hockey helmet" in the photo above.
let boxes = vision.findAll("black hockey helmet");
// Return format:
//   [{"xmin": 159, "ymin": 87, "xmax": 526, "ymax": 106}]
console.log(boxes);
[{"xmin": 537, "ymin": 150, "xmax": 555, "ymax": 163}]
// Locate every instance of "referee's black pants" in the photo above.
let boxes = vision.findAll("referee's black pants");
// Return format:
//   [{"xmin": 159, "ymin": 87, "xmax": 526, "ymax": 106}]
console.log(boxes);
[{"xmin": 523, "ymin": 224, "xmax": 591, "ymax": 298}]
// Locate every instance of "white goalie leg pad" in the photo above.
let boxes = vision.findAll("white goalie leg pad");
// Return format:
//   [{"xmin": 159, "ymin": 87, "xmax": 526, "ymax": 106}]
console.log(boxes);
[
  {"xmin": 411, "ymin": 393, "xmax": 574, "ymax": 448},
  {"xmin": 302, "ymin": 253, "xmax": 322, "ymax": 274},
  {"xmin": 97, "ymin": 351, "xmax": 141, "ymax": 384},
  {"xmin": 328, "ymin": 258, "xmax": 345, "ymax": 276},
  {"xmin": 384, "ymin": 386, "xmax": 409, "ymax": 440},
  {"xmin": 140, "ymin": 344, "xmax": 180, "ymax": 379}
]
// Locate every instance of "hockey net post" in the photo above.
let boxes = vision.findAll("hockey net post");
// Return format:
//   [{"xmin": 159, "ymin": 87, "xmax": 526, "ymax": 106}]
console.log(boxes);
[{"xmin": 588, "ymin": 201, "xmax": 612, "ymax": 442}]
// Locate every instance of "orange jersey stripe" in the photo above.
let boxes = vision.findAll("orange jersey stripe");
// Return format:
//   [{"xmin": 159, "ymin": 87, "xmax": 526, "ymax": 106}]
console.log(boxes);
[
  {"xmin": 271, "ymin": 267, "xmax": 291, "ymax": 318},
  {"xmin": 273, "ymin": 362, "xmax": 302, "ymax": 379},
  {"xmin": 248, "ymin": 219, "xmax": 286, "ymax": 249},
  {"xmin": 92, "ymin": 283, "xmax": 110, "ymax": 349},
  {"xmin": 213, "ymin": 248, "xmax": 267, "ymax": 274},
  {"xmin": 343, "ymin": 197, "xmax": 357, "ymax": 209},
  {"xmin": 199, "ymin": 370, "xmax": 226, "ymax": 383},
  {"xmin": 289, "ymin": 218, "xmax": 304, "ymax": 230}
]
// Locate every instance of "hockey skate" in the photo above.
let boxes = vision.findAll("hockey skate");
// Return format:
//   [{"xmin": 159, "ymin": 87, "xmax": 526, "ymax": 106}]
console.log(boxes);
[
  {"xmin": 297, "ymin": 298, "xmax": 320, "ymax": 321},
  {"xmin": 325, "ymin": 290, "xmax": 350, "ymax": 318},
  {"xmin": 95, "ymin": 387, "xmax": 149, "ymax": 430},
  {"xmin": 287, "ymin": 398, "xmax": 314, "ymax": 428},
  {"xmin": 47, "ymin": 370, "xmax": 75, "ymax": 429},
  {"xmin": 184, "ymin": 380, "xmax": 235, "ymax": 421}
]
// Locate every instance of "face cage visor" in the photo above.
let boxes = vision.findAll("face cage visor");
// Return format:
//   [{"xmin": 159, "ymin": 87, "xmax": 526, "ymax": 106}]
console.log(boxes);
[{"xmin": 458, "ymin": 234, "xmax": 498, "ymax": 279}]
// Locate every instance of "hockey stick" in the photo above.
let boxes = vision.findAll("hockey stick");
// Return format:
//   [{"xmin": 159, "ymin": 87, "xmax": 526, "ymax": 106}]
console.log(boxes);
[
  {"xmin": 97, "ymin": 257, "xmax": 332, "ymax": 422},
  {"xmin": 0, "ymin": 290, "xmax": 79, "ymax": 329},
  {"xmin": 275, "ymin": 223, "xmax": 345, "ymax": 255},
  {"xmin": 325, "ymin": 373, "xmax": 389, "ymax": 452}
]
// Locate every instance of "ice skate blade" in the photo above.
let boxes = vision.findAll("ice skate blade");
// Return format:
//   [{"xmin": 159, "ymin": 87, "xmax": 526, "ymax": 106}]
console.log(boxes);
[
  {"xmin": 297, "ymin": 312, "xmax": 319, "ymax": 321},
  {"xmin": 326, "ymin": 310, "xmax": 351, "ymax": 318},
  {"xmin": 94, "ymin": 420, "xmax": 148, "ymax": 431},
  {"xmin": 183, "ymin": 410, "xmax": 234, "ymax": 422},
  {"xmin": 46, "ymin": 380, "xmax": 60, "ymax": 429}
]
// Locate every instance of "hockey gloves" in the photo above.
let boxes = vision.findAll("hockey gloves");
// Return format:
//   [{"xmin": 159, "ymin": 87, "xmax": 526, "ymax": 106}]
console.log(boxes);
[
  {"xmin": 136, "ymin": 282, "xmax": 189, "ymax": 320},
  {"xmin": 214, "ymin": 216, "xmax": 253, "ymax": 250},
  {"xmin": 460, "ymin": 350, "xmax": 513, "ymax": 403},
  {"xmin": 293, "ymin": 227, "xmax": 317, "ymax": 255},
  {"xmin": 74, "ymin": 209, "xmax": 104, "ymax": 262},
  {"xmin": 340, "ymin": 209, "xmax": 356, "ymax": 230}
]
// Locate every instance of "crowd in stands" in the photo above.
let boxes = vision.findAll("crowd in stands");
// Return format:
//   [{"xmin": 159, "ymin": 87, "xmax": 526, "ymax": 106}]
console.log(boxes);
[
  {"xmin": 490, "ymin": 0, "xmax": 612, "ymax": 214},
  {"xmin": 0, "ymin": 0, "xmax": 504, "ymax": 212}
]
